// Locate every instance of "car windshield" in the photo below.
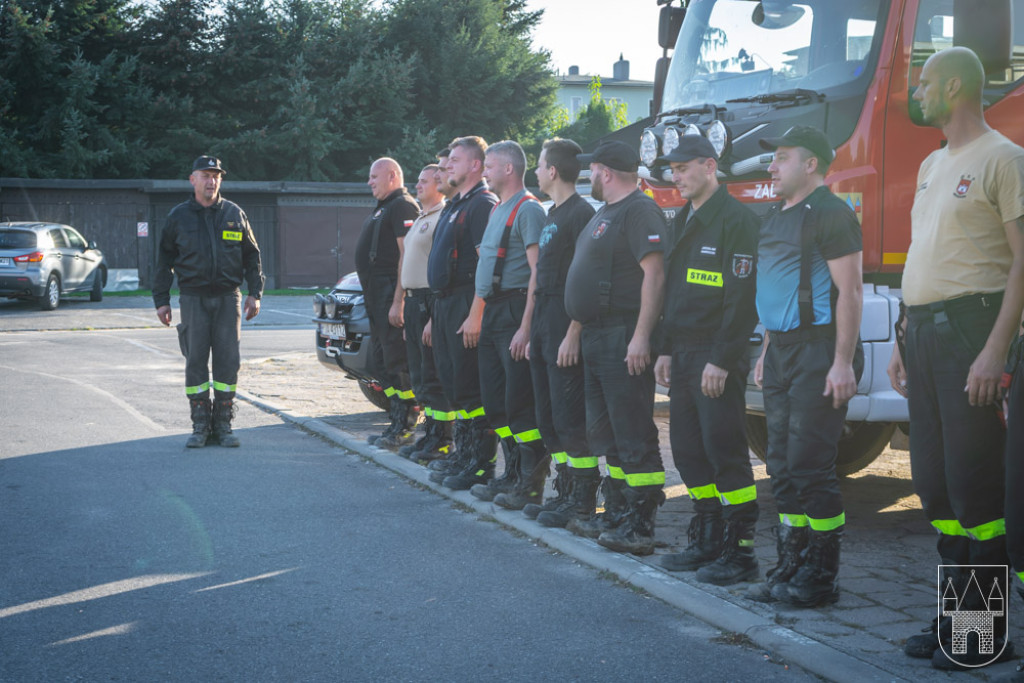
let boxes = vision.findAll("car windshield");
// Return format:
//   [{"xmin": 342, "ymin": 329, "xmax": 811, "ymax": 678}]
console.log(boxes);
[
  {"xmin": 663, "ymin": 0, "xmax": 886, "ymax": 110},
  {"xmin": 0, "ymin": 230, "xmax": 37, "ymax": 249}
]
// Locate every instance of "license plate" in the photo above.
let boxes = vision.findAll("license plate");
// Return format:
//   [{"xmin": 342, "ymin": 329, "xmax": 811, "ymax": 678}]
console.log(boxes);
[
  {"xmin": 0, "ymin": 257, "xmax": 9, "ymax": 266},
  {"xmin": 320, "ymin": 322, "xmax": 347, "ymax": 339}
]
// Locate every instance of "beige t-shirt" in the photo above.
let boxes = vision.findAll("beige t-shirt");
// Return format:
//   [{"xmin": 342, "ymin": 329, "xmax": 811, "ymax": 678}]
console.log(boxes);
[
  {"xmin": 400, "ymin": 200, "xmax": 445, "ymax": 290},
  {"xmin": 903, "ymin": 130, "xmax": 1024, "ymax": 306}
]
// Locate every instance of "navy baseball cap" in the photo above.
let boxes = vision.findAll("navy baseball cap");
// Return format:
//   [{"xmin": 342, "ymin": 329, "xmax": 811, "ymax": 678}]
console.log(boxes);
[
  {"xmin": 759, "ymin": 126, "xmax": 834, "ymax": 165},
  {"xmin": 577, "ymin": 141, "xmax": 640, "ymax": 173},
  {"xmin": 192, "ymin": 155, "xmax": 225, "ymax": 174},
  {"xmin": 660, "ymin": 135, "xmax": 718, "ymax": 163}
]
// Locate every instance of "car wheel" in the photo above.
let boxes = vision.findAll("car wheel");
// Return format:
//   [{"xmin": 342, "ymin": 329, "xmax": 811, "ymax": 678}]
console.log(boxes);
[
  {"xmin": 39, "ymin": 273, "xmax": 60, "ymax": 311},
  {"xmin": 745, "ymin": 414, "xmax": 896, "ymax": 476},
  {"xmin": 90, "ymin": 270, "xmax": 104, "ymax": 302},
  {"xmin": 359, "ymin": 381, "xmax": 391, "ymax": 412}
]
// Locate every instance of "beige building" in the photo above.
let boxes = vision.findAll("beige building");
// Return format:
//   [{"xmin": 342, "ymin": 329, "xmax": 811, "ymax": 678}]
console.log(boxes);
[{"xmin": 556, "ymin": 55, "xmax": 655, "ymax": 124}]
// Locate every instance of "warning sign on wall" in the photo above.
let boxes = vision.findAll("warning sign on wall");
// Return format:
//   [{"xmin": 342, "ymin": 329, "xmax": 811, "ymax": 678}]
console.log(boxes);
[{"xmin": 137, "ymin": 222, "xmax": 149, "ymax": 237}]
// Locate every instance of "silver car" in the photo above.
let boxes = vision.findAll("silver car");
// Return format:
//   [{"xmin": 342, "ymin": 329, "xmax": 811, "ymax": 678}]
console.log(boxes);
[{"xmin": 0, "ymin": 222, "xmax": 106, "ymax": 310}]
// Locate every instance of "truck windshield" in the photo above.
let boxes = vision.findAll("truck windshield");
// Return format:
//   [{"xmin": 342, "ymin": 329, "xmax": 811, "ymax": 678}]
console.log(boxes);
[{"xmin": 663, "ymin": 0, "xmax": 886, "ymax": 111}]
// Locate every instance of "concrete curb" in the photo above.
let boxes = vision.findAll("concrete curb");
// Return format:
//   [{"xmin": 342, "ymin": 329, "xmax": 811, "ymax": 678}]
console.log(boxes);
[{"xmin": 238, "ymin": 390, "xmax": 905, "ymax": 683}]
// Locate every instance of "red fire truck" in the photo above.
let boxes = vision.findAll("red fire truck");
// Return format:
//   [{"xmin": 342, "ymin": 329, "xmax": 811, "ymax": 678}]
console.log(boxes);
[{"xmin": 641, "ymin": 0, "xmax": 1024, "ymax": 473}]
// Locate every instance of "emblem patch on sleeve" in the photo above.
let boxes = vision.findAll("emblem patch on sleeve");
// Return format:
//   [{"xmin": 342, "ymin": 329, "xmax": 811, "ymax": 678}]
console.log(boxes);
[
  {"xmin": 732, "ymin": 254, "xmax": 753, "ymax": 278},
  {"xmin": 591, "ymin": 221, "xmax": 609, "ymax": 239}
]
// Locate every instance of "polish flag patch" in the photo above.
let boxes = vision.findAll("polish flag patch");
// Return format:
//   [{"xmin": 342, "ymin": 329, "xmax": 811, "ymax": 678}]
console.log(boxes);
[
  {"xmin": 404, "ymin": 220, "xmax": 414, "ymax": 228},
  {"xmin": 648, "ymin": 234, "xmax": 661, "ymax": 243}
]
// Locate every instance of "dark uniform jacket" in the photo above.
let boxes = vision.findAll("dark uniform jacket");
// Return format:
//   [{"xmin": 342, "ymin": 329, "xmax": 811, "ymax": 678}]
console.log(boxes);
[
  {"xmin": 659, "ymin": 185, "xmax": 759, "ymax": 370},
  {"xmin": 154, "ymin": 196, "xmax": 263, "ymax": 309}
]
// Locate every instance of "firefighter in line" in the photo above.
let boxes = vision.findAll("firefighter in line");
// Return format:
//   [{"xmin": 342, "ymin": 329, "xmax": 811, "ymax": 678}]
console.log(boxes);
[
  {"xmin": 653, "ymin": 135, "xmax": 761, "ymax": 585},
  {"xmin": 749, "ymin": 125, "xmax": 864, "ymax": 607},
  {"xmin": 357, "ymin": 157, "xmax": 421, "ymax": 449},
  {"xmin": 396, "ymin": 163, "xmax": 455, "ymax": 462},
  {"xmin": 563, "ymin": 140, "xmax": 666, "ymax": 556},
  {"xmin": 154, "ymin": 155, "xmax": 264, "ymax": 448},
  {"xmin": 888, "ymin": 46, "xmax": 1024, "ymax": 670},
  {"xmin": 469, "ymin": 140, "xmax": 550, "ymax": 509},
  {"xmin": 425, "ymin": 136, "xmax": 501, "ymax": 490},
  {"xmin": 520, "ymin": 138, "xmax": 599, "ymax": 528}
]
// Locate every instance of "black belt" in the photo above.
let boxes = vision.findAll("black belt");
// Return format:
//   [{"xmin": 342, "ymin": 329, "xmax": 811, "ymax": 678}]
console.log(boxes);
[
  {"xmin": 432, "ymin": 282, "xmax": 474, "ymax": 299},
  {"xmin": 586, "ymin": 308, "xmax": 639, "ymax": 328},
  {"xmin": 770, "ymin": 324, "xmax": 835, "ymax": 345},
  {"xmin": 485, "ymin": 288, "xmax": 528, "ymax": 304},
  {"xmin": 405, "ymin": 287, "xmax": 431, "ymax": 298},
  {"xmin": 906, "ymin": 291, "xmax": 1003, "ymax": 320}
]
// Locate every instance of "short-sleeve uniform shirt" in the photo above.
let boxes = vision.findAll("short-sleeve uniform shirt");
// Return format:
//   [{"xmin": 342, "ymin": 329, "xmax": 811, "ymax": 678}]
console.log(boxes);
[
  {"xmin": 755, "ymin": 185, "xmax": 862, "ymax": 332},
  {"xmin": 400, "ymin": 200, "xmax": 446, "ymax": 290},
  {"xmin": 475, "ymin": 189, "xmax": 546, "ymax": 298},
  {"xmin": 536, "ymin": 193, "xmax": 597, "ymax": 295},
  {"xmin": 903, "ymin": 130, "xmax": 1024, "ymax": 306},
  {"xmin": 564, "ymin": 190, "xmax": 666, "ymax": 324},
  {"xmin": 355, "ymin": 188, "xmax": 418, "ymax": 277}
]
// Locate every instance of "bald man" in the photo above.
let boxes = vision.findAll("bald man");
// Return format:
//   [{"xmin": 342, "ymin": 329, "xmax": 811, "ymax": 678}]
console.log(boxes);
[
  {"xmin": 357, "ymin": 157, "xmax": 421, "ymax": 448},
  {"xmin": 889, "ymin": 47, "xmax": 1024, "ymax": 670}
]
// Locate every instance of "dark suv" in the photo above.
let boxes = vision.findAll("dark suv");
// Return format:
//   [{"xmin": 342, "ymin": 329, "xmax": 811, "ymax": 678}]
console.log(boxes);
[{"xmin": 0, "ymin": 222, "xmax": 106, "ymax": 310}]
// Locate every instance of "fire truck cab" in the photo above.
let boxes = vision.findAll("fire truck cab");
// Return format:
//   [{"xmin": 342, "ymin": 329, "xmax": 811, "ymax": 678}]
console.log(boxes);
[{"xmin": 641, "ymin": 0, "xmax": 1024, "ymax": 473}]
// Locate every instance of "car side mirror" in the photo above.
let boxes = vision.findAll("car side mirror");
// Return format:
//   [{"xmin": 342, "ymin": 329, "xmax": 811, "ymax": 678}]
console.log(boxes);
[{"xmin": 88, "ymin": 240, "xmax": 98, "ymax": 250}]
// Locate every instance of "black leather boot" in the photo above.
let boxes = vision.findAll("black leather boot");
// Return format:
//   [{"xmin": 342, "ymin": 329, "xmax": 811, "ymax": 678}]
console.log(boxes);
[
  {"xmin": 695, "ymin": 520, "xmax": 759, "ymax": 585},
  {"xmin": 443, "ymin": 418, "xmax": 497, "ymax": 490},
  {"xmin": 597, "ymin": 487, "xmax": 665, "ymax": 556},
  {"xmin": 774, "ymin": 528, "xmax": 842, "ymax": 607},
  {"xmin": 376, "ymin": 399, "xmax": 418, "ymax": 448},
  {"xmin": 523, "ymin": 463, "xmax": 570, "ymax": 520},
  {"xmin": 428, "ymin": 420, "xmax": 469, "ymax": 482},
  {"xmin": 567, "ymin": 475, "xmax": 628, "ymax": 539},
  {"xmin": 471, "ymin": 437, "xmax": 519, "ymax": 501},
  {"xmin": 536, "ymin": 469, "xmax": 600, "ymax": 528},
  {"xmin": 399, "ymin": 415, "xmax": 435, "ymax": 459},
  {"xmin": 746, "ymin": 524, "xmax": 808, "ymax": 602},
  {"xmin": 186, "ymin": 397, "xmax": 212, "ymax": 448},
  {"xmin": 494, "ymin": 442, "xmax": 550, "ymax": 510},
  {"xmin": 211, "ymin": 397, "xmax": 239, "ymax": 447},
  {"xmin": 660, "ymin": 507, "xmax": 724, "ymax": 572}
]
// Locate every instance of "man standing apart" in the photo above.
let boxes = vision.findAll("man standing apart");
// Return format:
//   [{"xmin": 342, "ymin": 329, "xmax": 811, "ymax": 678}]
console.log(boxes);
[
  {"xmin": 564, "ymin": 141, "xmax": 666, "ymax": 556},
  {"xmin": 750, "ymin": 125, "xmax": 863, "ymax": 607},
  {"xmin": 426, "ymin": 136, "xmax": 500, "ymax": 490},
  {"xmin": 522, "ymin": 138, "xmax": 598, "ymax": 528},
  {"xmin": 154, "ymin": 155, "xmax": 263, "ymax": 448},
  {"xmin": 654, "ymin": 136, "xmax": 761, "ymax": 585},
  {"xmin": 397, "ymin": 164, "xmax": 455, "ymax": 462},
  {"xmin": 357, "ymin": 158, "xmax": 420, "ymax": 448},
  {"xmin": 887, "ymin": 47, "xmax": 1024, "ymax": 670}
]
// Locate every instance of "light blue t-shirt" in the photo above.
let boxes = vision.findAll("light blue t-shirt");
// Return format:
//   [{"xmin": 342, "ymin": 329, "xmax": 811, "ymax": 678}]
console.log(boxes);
[{"xmin": 475, "ymin": 189, "xmax": 546, "ymax": 298}]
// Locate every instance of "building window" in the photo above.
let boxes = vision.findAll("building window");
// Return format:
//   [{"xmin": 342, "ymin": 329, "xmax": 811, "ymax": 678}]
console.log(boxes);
[{"xmin": 571, "ymin": 96, "xmax": 582, "ymax": 120}]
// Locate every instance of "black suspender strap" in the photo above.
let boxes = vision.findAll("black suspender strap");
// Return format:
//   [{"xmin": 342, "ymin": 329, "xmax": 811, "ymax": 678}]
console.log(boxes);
[
  {"xmin": 490, "ymin": 193, "xmax": 535, "ymax": 295},
  {"xmin": 797, "ymin": 202, "xmax": 817, "ymax": 330},
  {"xmin": 368, "ymin": 209, "xmax": 383, "ymax": 265}
]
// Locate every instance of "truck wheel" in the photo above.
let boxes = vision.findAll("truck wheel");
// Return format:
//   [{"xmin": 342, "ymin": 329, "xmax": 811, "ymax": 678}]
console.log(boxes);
[
  {"xmin": 359, "ymin": 381, "xmax": 390, "ymax": 412},
  {"xmin": 745, "ymin": 415, "xmax": 896, "ymax": 476}
]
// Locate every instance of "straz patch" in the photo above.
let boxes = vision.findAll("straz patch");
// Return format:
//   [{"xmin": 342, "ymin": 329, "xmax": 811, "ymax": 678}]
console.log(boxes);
[
  {"xmin": 732, "ymin": 254, "xmax": 753, "ymax": 278},
  {"xmin": 954, "ymin": 174, "xmax": 974, "ymax": 198},
  {"xmin": 591, "ymin": 220, "xmax": 609, "ymax": 239},
  {"xmin": 687, "ymin": 268, "xmax": 723, "ymax": 287},
  {"xmin": 222, "ymin": 230, "xmax": 242, "ymax": 241}
]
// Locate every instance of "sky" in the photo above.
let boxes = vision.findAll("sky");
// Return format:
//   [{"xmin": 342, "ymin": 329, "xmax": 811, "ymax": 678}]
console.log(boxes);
[{"xmin": 523, "ymin": 0, "xmax": 666, "ymax": 82}]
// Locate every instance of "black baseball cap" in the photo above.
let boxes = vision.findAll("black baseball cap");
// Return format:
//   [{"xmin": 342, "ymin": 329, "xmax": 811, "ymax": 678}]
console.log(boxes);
[
  {"xmin": 759, "ymin": 125, "xmax": 834, "ymax": 165},
  {"xmin": 192, "ymin": 155, "xmax": 226, "ymax": 174},
  {"xmin": 577, "ymin": 141, "xmax": 640, "ymax": 173},
  {"xmin": 660, "ymin": 135, "xmax": 718, "ymax": 163}
]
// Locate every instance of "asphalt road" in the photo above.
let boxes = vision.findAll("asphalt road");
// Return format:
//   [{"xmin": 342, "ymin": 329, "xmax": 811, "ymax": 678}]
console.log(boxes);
[{"xmin": 0, "ymin": 296, "xmax": 813, "ymax": 681}]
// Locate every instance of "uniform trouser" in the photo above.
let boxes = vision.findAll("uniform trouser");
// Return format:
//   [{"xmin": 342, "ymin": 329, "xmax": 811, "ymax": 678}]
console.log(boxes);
[
  {"xmin": 431, "ymin": 286, "xmax": 483, "ymax": 414},
  {"xmin": 762, "ymin": 328, "xmax": 863, "ymax": 530},
  {"xmin": 177, "ymin": 291, "xmax": 241, "ymax": 399},
  {"xmin": 529, "ymin": 294, "xmax": 590, "ymax": 471},
  {"xmin": 1005, "ymin": 338, "xmax": 1024, "ymax": 590},
  {"xmin": 581, "ymin": 315, "xmax": 663, "ymax": 491},
  {"xmin": 906, "ymin": 297, "xmax": 1008, "ymax": 569},
  {"xmin": 363, "ymin": 272, "xmax": 412, "ymax": 401},
  {"xmin": 479, "ymin": 292, "xmax": 543, "ymax": 450},
  {"xmin": 669, "ymin": 344, "xmax": 757, "ymax": 523},
  {"xmin": 403, "ymin": 289, "xmax": 453, "ymax": 419}
]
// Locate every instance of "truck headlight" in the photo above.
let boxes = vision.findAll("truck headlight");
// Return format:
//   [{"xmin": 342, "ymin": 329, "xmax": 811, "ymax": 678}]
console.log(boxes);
[
  {"xmin": 662, "ymin": 127, "xmax": 679, "ymax": 157},
  {"xmin": 313, "ymin": 293, "xmax": 326, "ymax": 318},
  {"xmin": 706, "ymin": 120, "xmax": 728, "ymax": 157},
  {"xmin": 640, "ymin": 130, "xmax": 659, "ymax": 167},
  {"xmin": 325, "ymin": 294, "xmax": 339, "ymax": 319}
]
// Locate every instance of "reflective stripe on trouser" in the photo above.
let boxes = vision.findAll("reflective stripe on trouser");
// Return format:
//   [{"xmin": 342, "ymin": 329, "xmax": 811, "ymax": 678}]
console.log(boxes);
[
  {"xmin": 581, "ymin": 319, "xmax": 662, "ymax": 492},
  {"xmin": 762, "ymin": 333, "xmax": 862, "ymax": 527},
  {"xmin": 530, "ymin": 294, "xmax": 588, "ymax": 462},
  {"xmin": 906, "ymin": 303, "xmax": 1009, "ymax": 567},
  {"xmin": 404, "ymin": 289, "xmax": 451, "ymax": 414},
  {"xmin": 551, "ymin": 451, "xmax": 568, "ymax": 465},
  {"xmin": 431, "ymin": 288, "xmax": 483, "ymax": 411},
  {"xmin": 178, "ymin": 291, "xmax": 241, "ymax": 399},
  {"xmin": 669, "ymin": 346, "xmax": 757, "ymax": 521},
  {"xmin": 362, "ymin": 272, "xmax": 412, "ymax": 396}
]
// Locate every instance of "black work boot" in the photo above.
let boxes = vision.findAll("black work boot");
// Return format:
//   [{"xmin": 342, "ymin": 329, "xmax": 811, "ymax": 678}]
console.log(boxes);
[
  {"xmin": 523, "ymin": 463, "xmax": 570, "ymax": 520},
  {"xmin": 211, "ymin": 397, "xmax": 240, "ymax": 447},
  {"xmin": 443, "ymin": 418, "xmax": 497, "ymax": 490},
  {"xmin": 567, "ymin": 476, "xmax": 628, "ymax": 539},
  {"xmin": 773, "ymin": 529, "xmax": 842, "ymax": 607},
  {"xmin": 598, "ymin": 487, "xmax": 665, "ymax": 556},
  {"xmin": 905, "ymin": 562, "xmax": 960, "ymax": 658},
  {"xmin": 537, "ymin": 469, "xmax": 600, "ymax": 528},
  {"xmin": 471, "ymin": 437, "xmax": 519, "ymax": 501},
  {"xmin": 494, "ymin": 442, "xmax": 550, "ymax": 510},
  {"xmin": 375, "ymin": 399, "xmax": 418, "ymax": 449},
  {"xmin": 660, "ymin": 506, "xmax": 724, "ymax": 572},
  {"xmin": 746, "ymin": 524, "xmax": 809, "ymax": 602},
  {"xmin": 368, "ymin": 395, "xmax": 400, "ymax": 445},
  {"xmin": 428, "ymin": 420, "xmax": 468, "ymax": 482},
  {"xmin": 415, "ymin": 418, "xmax": 453, "ymax": 463},
  {"xmin": 399, "ymin": 415, "xmax": 435, "ymax": 459},
  {"xmin": 695, "ymin": 520, "xmax": 759, "ymax": 585},
  {"xmin": 186, "ymin": 397, "xmax": 212, "ymax": 448}
]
